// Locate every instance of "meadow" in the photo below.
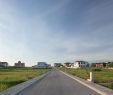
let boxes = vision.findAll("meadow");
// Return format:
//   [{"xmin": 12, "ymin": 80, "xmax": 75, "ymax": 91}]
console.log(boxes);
[
  {"xmin": 59, "ymin": 67, "xmax": 113, "ymax": 89},
  {"xmin": 0, "ymin": 67, "xmax": 50, "ymax": 92}
]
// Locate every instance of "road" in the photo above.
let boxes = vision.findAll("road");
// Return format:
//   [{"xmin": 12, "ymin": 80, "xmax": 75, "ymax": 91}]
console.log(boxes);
[{"xmin": 17, "ymin": 69, "xmax": 100, "ymax": 95}]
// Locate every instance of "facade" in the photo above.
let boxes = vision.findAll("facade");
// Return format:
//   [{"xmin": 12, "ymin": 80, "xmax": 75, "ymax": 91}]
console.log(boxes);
[
  {"xmin": 64, "ymin": 62, "xmax": 72, "ymax": 67},
  {"xmin": 0, "ymin": 62, "xmax": 8, "ymax": 67},
  {"xmin": 54, "ymin": 63, "xmax": 62, "ymax": 67},
  {"xmin": 33, "ymin": 62, "xmax": 48, "ymax": 68},
  {"xmin": 91, "ymin": 62, "xmax": 112, "ymax": 68},
  {"xmin": 91, "ymin": 63, "xmax": 106, "ymax": 68},
  {"xmin": 15, "ymin": 61, "xmax": 25, "ymax": 67},
  {"xmin": 71, "ymin": 61, "xmax": 89, "ymax": 68}
]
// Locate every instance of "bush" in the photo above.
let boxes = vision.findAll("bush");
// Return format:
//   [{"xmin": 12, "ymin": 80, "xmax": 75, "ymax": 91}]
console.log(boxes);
[
  {"xmin": 108, "ymin": 64, "xmax": 113, "ymax": 68},
  {"xmin": 92, "ymin": 68, "xmax": 102, "ymax": 72}
]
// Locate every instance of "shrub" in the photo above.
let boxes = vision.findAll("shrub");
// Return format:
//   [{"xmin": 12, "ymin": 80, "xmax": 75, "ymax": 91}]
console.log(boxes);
[
  {"xmin": 108, "ymin": 64, "xmax": 113, "ymax": 68},
  {"xmin": 92, "ymin": 68, "xmax": 102, "ymax": 72}
]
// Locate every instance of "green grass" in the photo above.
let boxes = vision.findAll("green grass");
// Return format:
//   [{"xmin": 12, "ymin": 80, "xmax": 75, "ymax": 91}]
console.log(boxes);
[
  {"xmin": 59, "ymin": 67, "xmax": 113, "ymax": 89},
  {"xmin": 0, "ymin": 67, "xmax": 50, "ymax": 92}
]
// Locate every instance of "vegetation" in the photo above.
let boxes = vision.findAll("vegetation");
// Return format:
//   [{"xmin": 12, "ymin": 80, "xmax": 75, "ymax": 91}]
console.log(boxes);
[
  {"xmin": 108, "ymin": 64, "xmax": 113, "ymax": 68},
  {"xmin": 59, "ymin": 67, "xmax": 113, "ymax": 89},
  {"xmin": 0, "ymin": 67, "xmax": 50, "ymax": 92}
]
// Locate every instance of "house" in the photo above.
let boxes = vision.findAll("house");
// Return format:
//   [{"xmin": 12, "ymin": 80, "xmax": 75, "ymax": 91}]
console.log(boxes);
[
  {"xmin": 33, "ymin": 62, "xmax": 48, "ymax": 68},
  {"xmin": 15, "ymin": 61, "xmax": 25, "ymax": 67},
  {"xmin": 0, "ymin": 62, "xmax": 8, "ymax": 68},
  {"xmin": 91, "ymin": 62, "xmax": 111, "ymax": 68},
  {"xmin": 71, "ymin": 61, "xmax": 89, "ymax": 68},
  {"xmin": 54, "ymin": 63, "xmax": 63, "ymax": 67},
  {"xmin": 64, "ymin": 62, "xmax": 73, "ymax": 68}
]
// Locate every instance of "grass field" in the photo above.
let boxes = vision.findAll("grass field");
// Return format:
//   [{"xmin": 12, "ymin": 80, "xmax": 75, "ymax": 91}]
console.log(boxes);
[
  {"xmin": 59, "ymin": 67, "xmax": 113, "ymax": 89},
  {"xmin": 0, "ymin": 67, "xmax": 50, "ymax": 92}
]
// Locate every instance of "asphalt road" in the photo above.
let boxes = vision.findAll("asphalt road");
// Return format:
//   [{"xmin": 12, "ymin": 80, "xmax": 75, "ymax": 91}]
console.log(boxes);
[{"xmin": 17, "ymin": 69, "xmax": 100, "ymax": 95}]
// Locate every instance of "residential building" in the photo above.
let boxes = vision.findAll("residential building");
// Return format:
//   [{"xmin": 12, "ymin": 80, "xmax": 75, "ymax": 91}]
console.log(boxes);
[
  {"xmin": 71, "ymin": 61, "xmax": 89, "ymax": 68},
  {"xmin": 0, "ymin": 62, "xmax": 8, "ymax": 67},
  {"xmin": 91, "ymin": 62, "xmax": 112, "ymax": 68},
  {"xmin": 33, "ymin": 62, "xmax": 48, "ymax": 68},
  {"xmin": 15, "ymin": 61, "xmax": 25, "ymax": 67},
  {"xmin": 64, "ymin": 62, "xmax": 73, "ymax": 67},
  {"xmin": 54, "ymin": 63, "xmax": 63, "ymax": 67}
]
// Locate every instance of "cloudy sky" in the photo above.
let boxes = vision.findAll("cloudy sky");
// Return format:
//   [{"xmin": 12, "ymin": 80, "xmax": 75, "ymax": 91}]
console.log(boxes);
[{"xmin": 0, "ymin": 0, "xmax": 113, "ymax": 66}]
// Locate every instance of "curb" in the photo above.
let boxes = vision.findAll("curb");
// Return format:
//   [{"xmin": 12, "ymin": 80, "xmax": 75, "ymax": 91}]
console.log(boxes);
[
  {"xmin": 60, "ymin": 70, "xmax": 113, "ymax": 95},
  {"xmin": 0, "ymin": 71, "xmax": 50, "ymax": 95}
]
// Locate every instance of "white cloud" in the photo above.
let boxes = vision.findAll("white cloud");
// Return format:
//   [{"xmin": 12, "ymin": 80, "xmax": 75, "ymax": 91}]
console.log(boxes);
[{"xmin": 0, "ymin": 0, "xmax": 113, "ymax": 66}]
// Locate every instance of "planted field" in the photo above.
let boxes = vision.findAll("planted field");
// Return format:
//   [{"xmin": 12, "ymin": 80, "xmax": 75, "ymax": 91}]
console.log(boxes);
[
  {"xmin": 0, "ymin": 67, "xmax": 50, "ymax": 92},
  {"xmin": 60, "ymin": 67, "xmax": 113, "ymax": 89}
]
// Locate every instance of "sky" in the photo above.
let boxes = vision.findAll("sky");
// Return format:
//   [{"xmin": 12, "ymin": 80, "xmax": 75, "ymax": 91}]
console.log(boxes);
[{"xmin": 0, "ymin": 0, "xmax": 113, "ymax": 66}]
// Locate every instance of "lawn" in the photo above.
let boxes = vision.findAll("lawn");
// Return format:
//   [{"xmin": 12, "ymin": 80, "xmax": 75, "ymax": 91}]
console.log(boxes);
[
  {"xmin": 59, "ymin": 67, "xmax": 113, "ymax": 89},
  {"xmin": 0, "ymin": 67, "xmax": 50, "ymax": 92}
]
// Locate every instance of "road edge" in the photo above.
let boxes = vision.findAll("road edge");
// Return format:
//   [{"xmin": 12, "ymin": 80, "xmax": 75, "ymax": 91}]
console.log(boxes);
[
  {"xmin": 60, "ymin": 70, "xmax": 113, "ymax": 95},
  {"xmin": 0, "ymin": 71, "xmax": 50, "ymax": 95}
]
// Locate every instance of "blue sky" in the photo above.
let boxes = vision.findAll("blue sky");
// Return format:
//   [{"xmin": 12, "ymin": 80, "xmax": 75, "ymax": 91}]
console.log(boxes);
[{"xmin": 0, "ymin": 0, "xmax": 113, "ymax": 66}]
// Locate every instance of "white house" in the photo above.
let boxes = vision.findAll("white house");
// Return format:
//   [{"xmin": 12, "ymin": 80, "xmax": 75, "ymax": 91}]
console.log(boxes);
[
  {"xmin": 33, "ymin": 62, "xmax": 48, "ymax": 68},
  {"xmin": 71, "ymin": 61, "xmax": 89, "ymax": 68},
  {"xmin": 0, "ymin": 62, "xmax": 8, "ymax": 68}
]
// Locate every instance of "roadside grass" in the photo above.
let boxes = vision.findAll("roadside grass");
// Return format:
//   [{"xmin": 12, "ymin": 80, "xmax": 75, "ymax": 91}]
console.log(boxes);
[
  {"xmin": 59, "ymin": 67, "xmax": 113, "ymax": 89},
  {"xmin": 0, "ymin": 67, "xmax": 50, "ymax": 92}
]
